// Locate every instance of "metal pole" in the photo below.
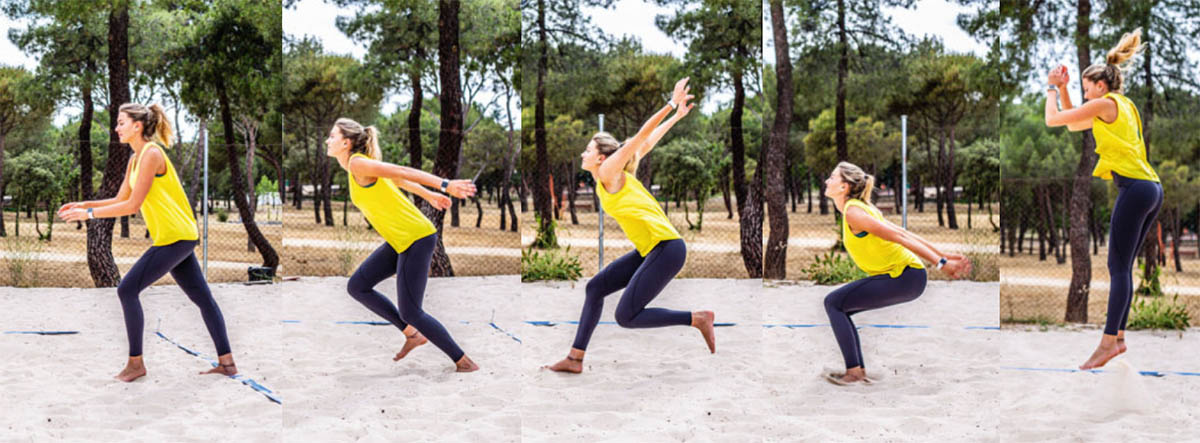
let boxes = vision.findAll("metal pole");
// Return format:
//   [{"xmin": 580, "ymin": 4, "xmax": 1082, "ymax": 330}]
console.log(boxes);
[
  {"xmin": 901, "ymin": 114, "xmax": 908, "ymax": 230},
  {"xmin": 597, "ymin": 114, "xmax": 605, "ymax": 271},
  {"xmin": 202, "ymin": 124, "xmax": 209, "ymax": 278}
]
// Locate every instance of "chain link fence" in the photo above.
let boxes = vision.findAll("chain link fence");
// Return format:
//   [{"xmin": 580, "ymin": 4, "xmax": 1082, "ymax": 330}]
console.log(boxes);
[
  {"xmin": 521, "ymin": 182, "xmax": 751, "ymax": 279},
  {"xmin": 281, "ymin": 124, "xmax": 521, "ymax": 277},
  {"xmin": 782, "ymin": 181, "xmax": 1000, "ymax": 283},
  {"xmin": 999, "ymin": 177, "xmax": 1200, "ymax": 325},
  {"xmin": 1, "ymin": 139, "xmax": 283, "ymax": 288}
]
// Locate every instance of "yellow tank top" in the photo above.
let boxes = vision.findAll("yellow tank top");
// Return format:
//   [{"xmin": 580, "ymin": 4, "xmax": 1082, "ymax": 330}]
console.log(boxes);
[
  {"xmin": 347, "ymin": 153, "xmax": 437, "ymax": 253},
  {"xmin": 130, "ymin": 143, "xmax": 198, "ymax": 246},
  {"xmin": 597, "ymin": 172, "xmax": 681, "ymax": 256},
  {"xmin": 842, "ymin": 199, "xmax": 923, "ymax": 278},
  {"xmin": 1092, "ymin": 92, "xmax": 1159, "ymax": 182}
]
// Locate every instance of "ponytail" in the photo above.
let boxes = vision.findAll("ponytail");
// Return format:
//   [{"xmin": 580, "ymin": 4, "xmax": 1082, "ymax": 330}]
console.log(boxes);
[
  {"xmin": 334, "ymin": 118, "xmax": 382, "ymax": 161},
  {"xmin": 591, "ymin": 132, "xmax": 639, "ymax": 174},
  {"xmin": 364, "ymin": 126, "xmax": 382, "ymax": 161},
  {"xmin": 118, "ymin": 102, "xmax": 173, "ymax": 148},
  {"xmin": 835, "ymin": 161, "xmax": 875, "ymax": 203},
  {"xmin": 1081, "ymin": 28, "xmax": 1144, "ymax": 93}
]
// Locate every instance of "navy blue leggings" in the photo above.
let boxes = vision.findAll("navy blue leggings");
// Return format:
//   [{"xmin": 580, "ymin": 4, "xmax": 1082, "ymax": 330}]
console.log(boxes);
[
  {"xmin": 346, "ymin": 234, "xmax": 465, "ymax": 362},
  {"xmin": 571, "ymin": 239, "xmax": 692, "ymax": 351},
  {"xmin": 118, "ymin": 240, "xmax": 230, "ymax": 357},
  {"xmin": 823, "ymin": 266, "xmax": 927, "ymax": 369},
  {"xmin": 1106, "ymin": 173, "xmax": 1164, "ymax": 335}
]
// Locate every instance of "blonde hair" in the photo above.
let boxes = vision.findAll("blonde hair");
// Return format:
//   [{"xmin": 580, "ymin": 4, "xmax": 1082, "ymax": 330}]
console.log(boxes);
[
  {"xmin": 836, "ymin": 161, "xmax": 875, "ymax": 203},
  {"xmin": 118, "ymin": 103, "xmax": 173, "ymax": 148},
  {"xmin": 1081, "ymin": 28, "xmax": 1145, "ymax": 93},
  {"xmin": 592, "ymin": 131, "xmax": 639, "ymax": 174},
  {"xmin": 334, "ymin": 118, "xmax": 381, "ymax": 161}
]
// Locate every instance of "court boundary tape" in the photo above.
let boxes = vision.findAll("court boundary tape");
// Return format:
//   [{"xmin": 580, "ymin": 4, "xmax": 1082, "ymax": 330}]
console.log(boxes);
[
  {"xmin": 153, "ymin": 326, "xmax": 282, "ymax": 405},
  {"xmin": 999, "ymin": 366, "xmax": 1200, "ymax": 378},
  {"xmin": 4, "ymin": 330, "xmax": 80, "ymax": 335},
  {"xmin": 525, "ymin": 321, "xmax": 991, "ymax": 330}
]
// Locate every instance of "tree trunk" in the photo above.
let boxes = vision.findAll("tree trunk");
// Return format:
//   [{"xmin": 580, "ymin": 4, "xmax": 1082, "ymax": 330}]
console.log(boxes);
[
  {"xmin": 740, "ymin": 153, "xmax": 765, "ymax": 278},
  {"xmin": 419, "ymin": 0, "xmax": 464, "ymax": 276},
  {"xmin": 731, "ymin": 69, "xmax": 747, "ymax": 215},
  {"xmin": 80, "ymin": 73, "xmax": 95, "ymax": 202},
  {"xmin": 531, "ymin": 0, "xmax": 555, "ymax": 245},
  {"xmin": 764, "ymin": 0, "xmax": 792, "ymax": 280},
  {"xmin": 835, "ymin": 0, "xmax": 848, "ymax": 161},
  {"xmin": 409, "ymin": 66, "xmax": 424, "ymax": 168},
  {"xmin": 86, "ymin": 1, "xmax": 133, "ymax": 287},
  {"xmin": 1066, "ymin": 0, "xmax": 1096, "ymax": 323},
  {"xmin": 218, "ymin": 81, "xmax": 279, "ymax": 269}
]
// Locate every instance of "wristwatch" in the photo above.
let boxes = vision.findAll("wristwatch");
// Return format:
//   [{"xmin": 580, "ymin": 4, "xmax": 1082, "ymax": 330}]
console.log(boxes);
[
  {"xmin": 667, "ymin": 99, "xmax": 677, "ymax": 110},
  {"xmin": 936, "ymin": 257, "xmax": 948, "ymax": 270},
  {"xmin": 440, "ymin": 179, "xmax": 449, "ymax": 193},
  {"xmin": 87, "ymin": 208, "xmax": 95, "ymax": 219}
]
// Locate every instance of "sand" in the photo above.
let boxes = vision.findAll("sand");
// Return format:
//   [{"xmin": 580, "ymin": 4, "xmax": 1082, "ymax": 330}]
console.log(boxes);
[
  {"xmin": 761, "ymin": 280, "xmax": 1002, "ymax": 441},
  {"xmin": 519, "ymin": 278, "xmax": 766, "ymax": 442},
  {"xmin": 995, "ymin": 326, "xmax": 1200, "ymax": 442},
  {"xmin": 5, "ymin": 275, "xmax": 1197, "ymax": 442},
  {"xmin": 0, "ymin": 283, "xmax": 282, "ymax": 442},
  {"xmin": 280, "ymin": 276, "xmax": 522, "ymax": 442}
]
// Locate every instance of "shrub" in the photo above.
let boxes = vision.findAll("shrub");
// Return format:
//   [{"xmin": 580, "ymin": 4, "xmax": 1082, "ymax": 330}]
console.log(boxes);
[
  {"xmin": 804, "ymin": 251, "xmax": 867, "ymax": 285},
  {"xmin": 522, "ymin": 247, "xmax": 582, "ymax": 282}
]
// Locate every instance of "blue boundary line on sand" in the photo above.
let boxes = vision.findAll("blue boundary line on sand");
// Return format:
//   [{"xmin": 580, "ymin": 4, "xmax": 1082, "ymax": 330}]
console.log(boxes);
[
  {"xmin": 525, "ymin": 321, "xmax": 991, "ymax": 330},
  {"xmin": 1000, "ymin": 366, "xmax": 1200, "ymax": 378},
  {"xmin": 4, "ymin": 330, "xmax": 80, "ymax": 335},
  {"xmin": 153, "ymin": 329, "xmax": 282, "ymax": 405},
  {"xmin": 525, "ymin": 320, "xmax": 738, "ymax": 327}
]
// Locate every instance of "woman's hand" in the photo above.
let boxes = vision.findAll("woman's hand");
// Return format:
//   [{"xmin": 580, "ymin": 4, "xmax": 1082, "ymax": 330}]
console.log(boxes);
[
  {"xmin": 942, "ymin": 256, "xmax": 972, "ymax": 279},
  {"xmin": 671, "ymin": 77, "xmax": 689, "ymax": 106},
  {"xmin": 60, "ymin": 207, "xmax": 89, "ymax": 222},
  {"xmin": 57, "ymin": 202, "xmax": 82, "ymax": 218},
  {"xmin": 445, "ymin": 180, "xmax": 476, "ymax": 200},
  {"xmin": 425, "ymin": 193, "xmax": 452, "ymax": 211},
  {"xmin": 674, "ymin": 94, "xmax": 696, "ymax": 119},
  {"xmin": 1047, "ymin": 65, "xmax": 1068, "ymax": 87}
]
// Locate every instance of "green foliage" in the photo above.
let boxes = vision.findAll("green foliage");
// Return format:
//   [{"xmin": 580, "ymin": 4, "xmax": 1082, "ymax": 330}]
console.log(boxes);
[
  {"xmin": 216, "ymin": 207, "xmax": 229, "ymax": 223},
  {"xmin": 531, "ymin": 214, "xmax": 558, "ymax": 249},
  {"xmin": 1127, "ymin": 294, "xmax": 1191, "ymax": 331},
  {"xmin": 1135, "ymin": 260, "xmax": 1164, "ymax": 297},
  {"xmin": 255, "ymin": 175, "xmax": 276, "ymax": 196},
  {"xmin": 521, "ymin": 246, "xmax": 583, "ymax": 282},
  {"xmin": 654, "ymin": 138, "xmax": 721, "ymax": 230},
  {"xmin": 804, "ymin": 251, "xmax": 867, "ymax": 285}
]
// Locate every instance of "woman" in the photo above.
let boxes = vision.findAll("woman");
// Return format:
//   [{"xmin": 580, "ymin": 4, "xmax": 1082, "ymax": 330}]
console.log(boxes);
[
  {"xmin": 545, "ymin": 77, "xmax": 716, "ymax": 374},
  {"xmin": 326, "ymin": 118, "xmax": 479, "ymax": 372},
  {"xmin": 58, "ymin": 103, "xmax": 235, "ymax": 383},
  {"xmin": 822, "ymin": 162, "xmax": 971, "ymax": 385},
  {"xmin": 1044, "ymin": 29, "xmax": 1160, "ymax": 370}
]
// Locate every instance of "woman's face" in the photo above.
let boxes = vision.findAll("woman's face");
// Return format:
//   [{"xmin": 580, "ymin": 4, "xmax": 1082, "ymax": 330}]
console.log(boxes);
[
  {"xmin": 325, "ymin": 126, "xmax": 350, "ymax": 158},
  {"xmin": 1082, "ymin": 78, "xmax": 1105, "ymax": 100},
  {"xmin": 824, "ymin": 168, "xmax": 848, "ymax": 199},
  {"xmin": 115, "ymin": 112, "xmax": 140, "ymax": 144},
  {"xmin": 580, "ymin": 140, "xmax": 603, "ymax": 172}
]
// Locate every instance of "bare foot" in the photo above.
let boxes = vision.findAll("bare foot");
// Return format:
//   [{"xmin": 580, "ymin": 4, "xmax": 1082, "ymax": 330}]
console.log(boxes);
[
  {"xmin": 114, "ymin": 357, "xmax": 147, "ymax": 383},
  {"xmin": 201, "ymin": 354, "xmax": 238, "ymax": 377},
  {"xmin": 394, "ymin": 332, "xmax": 428, "ymax": 361},
  {"xmin": 455, "ymin": 355, "xmax": 479, "ymax": 373},
  {"xmin": 543, "ymin": 356, "xmax": 583, "ymax": 374},
  {"xmin": 1080, "ymin": 340, "xmax": 1122, "ymax": 370},
  {"xmin": 826, "ymin": 367, "xmax": 870, "ymax": 385},
  {"xmin": 692, "ymin": 310, "xmax": 716, "ymax": 353},
  {"xmin": 1116, "ymin": 338, "xmax": 1127, "ymax": 355}
]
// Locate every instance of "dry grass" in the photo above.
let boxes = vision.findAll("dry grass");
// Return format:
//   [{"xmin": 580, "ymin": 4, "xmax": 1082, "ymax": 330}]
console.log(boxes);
[
  {"xmin": 1000, "ymin": 250, "xmax": 1200, "ymax": 324},
  {"xmin": 521, "ymin": 196, "xmax": 997, "ymax": 280},
  {"xmin": 282, "ymin": 201, "xmax": 519, "ymax": 277},
  {"xmin": 0, "ymin": 206, "xmax": 280, "ymax": 287}
]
